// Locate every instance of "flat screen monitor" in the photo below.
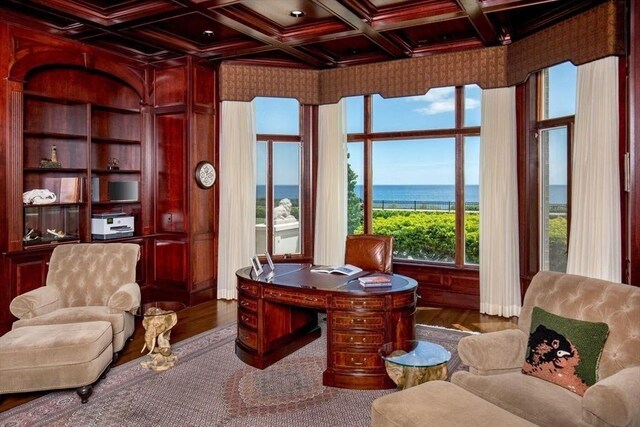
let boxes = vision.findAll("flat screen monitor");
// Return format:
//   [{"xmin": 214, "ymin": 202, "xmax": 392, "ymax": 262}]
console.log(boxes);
[{"xmin": 108, "ymin": 181, "xmax": 139, "ymax": 202}]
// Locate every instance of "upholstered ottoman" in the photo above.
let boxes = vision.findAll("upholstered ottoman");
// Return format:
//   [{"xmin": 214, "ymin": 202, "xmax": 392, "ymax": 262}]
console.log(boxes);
[
  {"xmin": 371, "ymin": 380, "xmax": 536, "ymax": 426},
  {"xmin": 0, "ymin": 321, "xmax": 113, "ymax": 403}
]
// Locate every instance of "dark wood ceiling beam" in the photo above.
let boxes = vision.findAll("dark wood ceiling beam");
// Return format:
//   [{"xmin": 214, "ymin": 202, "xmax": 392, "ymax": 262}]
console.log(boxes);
[
  {"xmin": 368, "ymin": 1, "xmax": 464, "ymax": 31},
  {"xmin": 284, "ymin": 29, "xmax": 362, "ymax": 46},
  {"xmin": 27, "ymin": 0, "xmax": 183, "ymax": 26},
  {"xmin": 312, "ymin": 0, "xmax": 407, "ymax": 57},
  {"xmin": 372, "ymin": 11, "xmax": 466, "ymax": 32},
  {"xmin": 213, "ymin": 5, "xmax": 284, "ymax": 38},
  {"xmin": 282, "ymin": 21, "xmax": 353, "ymax": 43},
  {"xmin": 500, "ymin": 0, "xmax": 605, "ymax": 35},
  {"xmin": 455, "ymin": 0, "xmax": 500, "ymax": 44},
  {"xmin": 480, "ymin": 0, "xmax": 562, "ymax": 13},
  {"xmin": 129, "ymin": 27, "xmax": 263, "ymax": 58},
  {"xmin": 411, "ymin": 37, "xmax": 484, "ymax": 56},
  {"xmin": 202, "ymin": 8, "xmax": 330, "ymax": 67}
]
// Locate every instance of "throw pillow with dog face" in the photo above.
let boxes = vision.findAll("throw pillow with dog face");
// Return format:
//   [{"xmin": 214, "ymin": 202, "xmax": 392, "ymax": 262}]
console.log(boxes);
[{"xmin": 522, "ymin": 307, "xmax": 609, "ymax": 396}]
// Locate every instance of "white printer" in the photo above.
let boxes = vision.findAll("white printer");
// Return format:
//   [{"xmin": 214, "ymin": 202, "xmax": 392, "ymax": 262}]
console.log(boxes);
[{"xmin": 91, "ymin": 213, "xmax": 134, "ymax": 240}]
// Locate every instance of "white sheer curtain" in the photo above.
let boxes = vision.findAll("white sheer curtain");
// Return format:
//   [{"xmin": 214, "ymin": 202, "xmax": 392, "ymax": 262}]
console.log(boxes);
[
  {"xmin": 567, "ymin": 56, "xmax": 621, "ymax": 282},
  {"xmin": 314, "ymin": 100, "xmax": 348, "ymax": 265},
  {"xmin": 479, "ymin": 86, "xmax": 521, "ymax": 318},
  {"xmin": 217, "ymin": 101, "xmax": 256, "ymax": 299}
]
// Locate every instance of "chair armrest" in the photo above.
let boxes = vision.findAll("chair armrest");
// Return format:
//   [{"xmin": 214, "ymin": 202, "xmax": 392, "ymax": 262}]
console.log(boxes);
[
  {"xmin": 457, "ymin": 329, "xmax": 528, "ymax": 376},
  {"xmin": 582, "ymin": 366, "xmax": 640, "ymax": 427},
  {"xmin": 9, "ymin": 286, "xmax": 61, "ymax": 319},
  {"xmin": 107, "ymin": 282, "xmax": 141, "ymax": 313}
]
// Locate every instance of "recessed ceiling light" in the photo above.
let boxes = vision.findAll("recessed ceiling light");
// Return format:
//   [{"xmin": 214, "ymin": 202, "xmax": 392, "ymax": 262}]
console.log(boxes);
[
  {"xmin": 202, "ymin": 30, "xmax": 214, "ymax": 37},
  {"xmin": 289, "ymin": 10, "xmax": 305, "ymax": 18}
]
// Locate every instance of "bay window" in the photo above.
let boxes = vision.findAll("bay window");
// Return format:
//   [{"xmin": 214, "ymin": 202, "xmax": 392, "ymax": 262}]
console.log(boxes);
[{"xmin": 346, "ymin": 85, "xmax": 481, "ymax": 266}]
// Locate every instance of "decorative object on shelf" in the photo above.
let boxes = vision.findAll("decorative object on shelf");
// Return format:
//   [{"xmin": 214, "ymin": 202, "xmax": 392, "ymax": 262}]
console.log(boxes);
[
  {"xmin": 23, "ymin": 189, "xmax": 56, "ymax": 205},
  {"xmin": 23, "ymin": 228, "xmax": 40, "ymax": 242},
  {"xmin": 107, "ymin": 157, "xmax": 120, "ymax": 170},
  {"xmin": 47, "ymin": 228, "xmax": 66, "ymax": 238},
  {"xmin": 194, "ymin": 161, "xmax": 216, "ymax": 189},
  {"xmin": 39, "ymin": 159, "xmax": 62, "ymax": 168},
  {"xmin": 39, "ymin": 145, "xmax": 62, "ymax": 168}
]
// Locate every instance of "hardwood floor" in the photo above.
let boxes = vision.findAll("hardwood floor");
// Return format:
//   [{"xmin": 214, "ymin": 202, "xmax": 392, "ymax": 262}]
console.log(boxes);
[{"xmin": 0, "ymin": 300, "xmax": 517, "ymax": 413}]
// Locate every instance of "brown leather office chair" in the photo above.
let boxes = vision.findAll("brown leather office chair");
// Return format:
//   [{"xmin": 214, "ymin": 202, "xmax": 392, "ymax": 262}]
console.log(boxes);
[{"xmin": 344, "ymin": 234, "xmax": 393, "ymax": 274}]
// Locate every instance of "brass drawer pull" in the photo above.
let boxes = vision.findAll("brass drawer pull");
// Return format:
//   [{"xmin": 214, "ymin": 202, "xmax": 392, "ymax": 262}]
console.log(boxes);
[
  {"xmin": 350, "ymin": 357, "xmax": 367, "ymax": 366},
  {"xmin": 240, "ymin": 300, "xmax": 249, "ymax": 306},
  {"xmin": 351, "ymin": 318, "xmax": 367, "ymax": 324}
]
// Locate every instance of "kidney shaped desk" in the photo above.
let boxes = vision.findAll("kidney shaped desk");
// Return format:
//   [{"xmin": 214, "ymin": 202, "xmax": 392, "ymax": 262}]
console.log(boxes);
[{"xmin": 235, "ymin": 263, "xmax": 417, "ymax": 390}]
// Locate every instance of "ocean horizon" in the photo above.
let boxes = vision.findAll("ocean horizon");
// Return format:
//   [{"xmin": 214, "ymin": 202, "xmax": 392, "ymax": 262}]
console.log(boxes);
[{"xmin": 258, "ymin": 184, "xmax": 568, "ymax": 205}]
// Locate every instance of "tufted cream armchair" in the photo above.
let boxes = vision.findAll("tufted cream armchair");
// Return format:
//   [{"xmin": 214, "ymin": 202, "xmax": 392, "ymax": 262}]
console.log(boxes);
[
  {"xmin": 452, "ymin": 271, "xmax": 640, "ymax": 427},
  {"xmin": 9, "ymin": 243, "xmax": 141, "ymax": 356}
]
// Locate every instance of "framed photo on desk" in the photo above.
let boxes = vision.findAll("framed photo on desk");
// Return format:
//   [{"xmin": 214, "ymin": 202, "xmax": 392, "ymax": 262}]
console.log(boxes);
[
  {"xmin": 250, "ymin": 255, "xmax": 263, "ymax": 277},
  {"xmin": 265, "ymin": 252, "xmax": 274, "ymax": 271}
]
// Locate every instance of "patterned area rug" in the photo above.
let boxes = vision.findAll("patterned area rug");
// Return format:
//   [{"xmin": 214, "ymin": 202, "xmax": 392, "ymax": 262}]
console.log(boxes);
[{"xmin": 0, "ymin": 322, "xmax": 471, "ymax": 427}]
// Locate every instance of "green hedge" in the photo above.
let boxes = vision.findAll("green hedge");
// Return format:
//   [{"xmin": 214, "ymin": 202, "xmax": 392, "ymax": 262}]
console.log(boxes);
[
  {"xmin": 356, "ymin": 210, "xmax": 567, "ymax": 269},
  {"xmin": 355, "ymin": 211, "xmax": 480, "ymax": 263}
]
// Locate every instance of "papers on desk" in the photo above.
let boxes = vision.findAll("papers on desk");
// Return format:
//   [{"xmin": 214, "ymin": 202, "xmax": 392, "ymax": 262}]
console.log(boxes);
[{"xmin": 358, "ymin": 274, "xmax": 392, "ymax": 288}]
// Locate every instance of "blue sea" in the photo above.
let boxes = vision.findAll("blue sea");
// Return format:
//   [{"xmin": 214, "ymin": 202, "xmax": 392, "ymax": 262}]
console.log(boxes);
[{"xmin": 258, "ymin": 184, "xmax": 568, "ymax": 204}]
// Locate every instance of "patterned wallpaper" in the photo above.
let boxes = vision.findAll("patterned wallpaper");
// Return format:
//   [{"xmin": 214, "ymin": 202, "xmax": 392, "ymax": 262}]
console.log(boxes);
[
  {"xmin": 506, "ymin": 0, "xmax": 625, "ymax": 85},
  {"xmin": 219, "ymin": 1, "xmax": 625, "ymax": 105}
]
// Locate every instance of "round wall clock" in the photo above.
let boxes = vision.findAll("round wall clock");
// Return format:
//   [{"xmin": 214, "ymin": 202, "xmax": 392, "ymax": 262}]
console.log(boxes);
[{"xmin": 195, "ymin": 161, "xmax": 216, "ymax": 189}]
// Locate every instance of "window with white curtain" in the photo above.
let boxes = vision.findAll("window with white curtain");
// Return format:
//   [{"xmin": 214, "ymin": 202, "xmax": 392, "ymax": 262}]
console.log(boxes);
[{"xmin": 537, "ymin": 62, "xmax": 576, "ymax": 272}]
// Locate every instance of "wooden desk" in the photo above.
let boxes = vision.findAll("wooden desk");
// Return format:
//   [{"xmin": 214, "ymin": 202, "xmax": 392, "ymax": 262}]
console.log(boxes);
[{"xmin": 235, "ymin": 264, "xmax": 417, "ymax": 390}]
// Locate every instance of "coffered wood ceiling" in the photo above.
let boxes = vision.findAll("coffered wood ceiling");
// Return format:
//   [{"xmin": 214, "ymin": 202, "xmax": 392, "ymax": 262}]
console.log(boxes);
[{"xmin": 1, "ymin": 0, "xmax": 610, "ymax": 68}]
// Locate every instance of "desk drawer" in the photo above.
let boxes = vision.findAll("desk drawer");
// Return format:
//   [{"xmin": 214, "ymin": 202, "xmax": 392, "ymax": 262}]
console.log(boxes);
[
  {"xmin": 392, "ymin": 292, "xmax": 416, "ymax": 308},
  {"xmin": 237, "ymin": 325, "xmax": 257, "ymax": 350},
  {"xmin": 238, "ymin": 281, "xmax": 259, "ymax": 297},
  {"xmin": 331, "ymin": 312, "xmax": 385, "ymax": 329},
  {"xmin": 332, "ymin": 351, "xmax": 382, "ymax": 369},
  {"xmin": 332, "ymin": 331, "xmax": 384, "ymax": 347},
  {"xmin": 333, "ymin": 296, "xmax": 384, "ymax": 310},
  {"xmin": 264, "ymin": 288, "xmax": 327, "ymax": 308},
  {"xmin": 238, "ymin": 295, "xmax": 258, "ymax": 312},
  {"xmin": 239, "ymin": 309, "xmax": 258, "ymax": 329}
]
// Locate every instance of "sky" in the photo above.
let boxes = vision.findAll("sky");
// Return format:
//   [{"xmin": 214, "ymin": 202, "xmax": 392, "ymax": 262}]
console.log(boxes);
[{"xmin": 254, "ymin": 61, "xmax": 576, "ymax": 186}]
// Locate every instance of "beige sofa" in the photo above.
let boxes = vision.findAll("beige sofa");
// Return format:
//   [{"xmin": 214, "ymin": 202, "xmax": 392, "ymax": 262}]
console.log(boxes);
[
  {"xmin": 9, "ymin": 243, "xmax": 141, "ymax": 355},
  {"xmin": 452, "ymin": 271, "xmax": 640, "ymax": 427}
]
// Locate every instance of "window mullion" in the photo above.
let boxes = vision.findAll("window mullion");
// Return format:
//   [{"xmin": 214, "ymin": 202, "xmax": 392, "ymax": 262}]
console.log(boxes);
[
  {"xmin": 455, "ymin": 87, "xmax": 465, "ymax": 266},
  {"xmin": 364, "ymin": 95, "xmax": 373, "ymax": 234},
  {"xmin": 266, "ymin": 139, "xmax": 274, "ymax": 255}
]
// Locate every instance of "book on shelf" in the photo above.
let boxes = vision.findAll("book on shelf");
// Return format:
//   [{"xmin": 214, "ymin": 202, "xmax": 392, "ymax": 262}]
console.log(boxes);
[
  {"xmin": 59, "ymin": 177, "xmax": 80, "ymax": 203},
  {"xmin": 358, "ymin": 274, "xmax": 393, "ymax": 288},
  {"xmin": 310, "ymin": 264, "xmax": 362, "ymax": 276}
]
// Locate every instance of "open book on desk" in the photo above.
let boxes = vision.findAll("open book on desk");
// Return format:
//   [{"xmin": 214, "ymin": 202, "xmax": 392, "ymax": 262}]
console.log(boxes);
[{"xmin": 310, "ymin": 264, "xmax": 362, "ymax": 276}]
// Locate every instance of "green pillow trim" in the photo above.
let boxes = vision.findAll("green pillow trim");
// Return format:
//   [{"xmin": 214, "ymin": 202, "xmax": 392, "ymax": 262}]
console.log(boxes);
[{"xmin": 523, "ymin": 306, "xmax": 609, "ymax": 393}]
